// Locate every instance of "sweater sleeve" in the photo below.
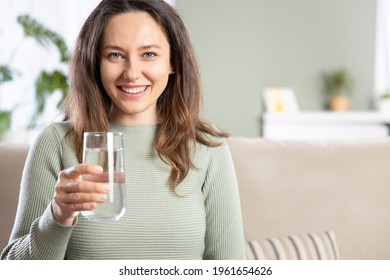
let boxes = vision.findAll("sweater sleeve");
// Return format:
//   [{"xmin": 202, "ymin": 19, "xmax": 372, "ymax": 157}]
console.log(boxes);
[
  {"xmin": 1, "ymin": 124, "xmax": 75, "ymax": 260},
  {"xmin": 202, "ymin": 139, "xmax": 246, "ymax": 260}
]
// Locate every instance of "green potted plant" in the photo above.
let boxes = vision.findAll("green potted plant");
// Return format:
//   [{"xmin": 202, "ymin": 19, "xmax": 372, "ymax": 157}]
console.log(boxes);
[
  {"xmin": 378, "ymin": 91, "xmax": 390, "ymax": 113},
  {"xmin": 0, "ymin": 66, "xmax": 14, "ymax": 135},
  {"xmin": 0, "ymin": 14, "xmax": 69, "ymax": 137},
  {"xmin": 322, "ymin": 68, "xmax": 353, "ymax": 112}
]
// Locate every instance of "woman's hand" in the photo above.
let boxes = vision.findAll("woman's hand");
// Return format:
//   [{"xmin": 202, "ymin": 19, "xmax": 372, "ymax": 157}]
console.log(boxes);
[{"xmin": 51, "ymin": 164, "xmax": 110, "ymax": 226}]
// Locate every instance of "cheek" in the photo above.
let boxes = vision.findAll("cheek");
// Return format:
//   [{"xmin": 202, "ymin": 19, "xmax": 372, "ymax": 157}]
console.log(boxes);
[
  {"xmin": 100, "ymin": 61, "xmax": 121, "ymax": 86},
  {"xmin": 148, "ymin": 63, "xmax": 171, "ymax": 85},
  {"xmin": 100, "ymin": 63, "xmax": 108, "ymax": 87}
]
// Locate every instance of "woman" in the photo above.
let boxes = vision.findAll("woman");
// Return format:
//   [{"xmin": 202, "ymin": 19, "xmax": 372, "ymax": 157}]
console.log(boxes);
[{"xmin": 1, "ymin": 0, "xmax": 245, "ymax": 260}]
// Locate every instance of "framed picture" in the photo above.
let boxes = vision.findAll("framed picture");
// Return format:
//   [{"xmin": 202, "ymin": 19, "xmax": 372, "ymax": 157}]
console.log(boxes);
[{"xmin": 262, "ymin": 87, "xmax": 299, "ymax": 113}]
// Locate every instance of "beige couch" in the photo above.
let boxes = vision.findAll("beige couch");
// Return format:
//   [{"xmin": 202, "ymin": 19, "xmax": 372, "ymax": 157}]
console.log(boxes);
[
  {"xmin": 1, "ymin": 138, "xmax": 390, "ymax": 259},
  {"xmin": 0, "ymin": 143, "xmax": 29, "ymax": 252},
  {"xmin": 228, "ymin": 137, "xmax": 390, "ymax": 260}
]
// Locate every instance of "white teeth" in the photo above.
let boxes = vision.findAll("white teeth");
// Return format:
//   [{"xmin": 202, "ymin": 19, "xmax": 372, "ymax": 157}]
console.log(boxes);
[{"xmin": 121, "ymin": 86, "xmax": 147, "ymax": 94}]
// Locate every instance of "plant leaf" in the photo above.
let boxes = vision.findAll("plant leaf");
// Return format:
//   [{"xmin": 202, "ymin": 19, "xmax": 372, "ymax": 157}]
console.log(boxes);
[
  {"xmin": 0, "ymin": 111, "xmax": 11, "ymax": 134},
  {"xmin": 29, "ymin": 70, "xmax": 68, "ymax": 128},
  {"xmin": 17, "ymin": 15, "xmax": 69, "ymax": 62},
  {"xmin": 0, "ymin": 65, "xmax": 14, "ymax": 83},
  {"xmin": 322, "ymin": 69, "xmax": 353, "ymax": 96}
]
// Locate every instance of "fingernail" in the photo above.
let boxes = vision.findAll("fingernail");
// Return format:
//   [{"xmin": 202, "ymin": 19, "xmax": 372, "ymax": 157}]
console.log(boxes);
[
  {"xmin": 95, "ymin": 166, "xmax": 103, "ymax": 173},
  {"xmin": 98, "ymin": 194, "xmax": 107, "ymax": 201},
  {"xmin": 103, "ymin": 184, "xmax": 111, "ymax": 191},
  {"xmin": 66, "ymin": 182, "xmax": 78, "ymax": 187}
]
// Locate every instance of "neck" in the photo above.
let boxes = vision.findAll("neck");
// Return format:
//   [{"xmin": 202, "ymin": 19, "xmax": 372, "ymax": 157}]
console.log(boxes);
[{"xmin": 109, "ymin": 109, "xmax": 159, "ymax": 126}]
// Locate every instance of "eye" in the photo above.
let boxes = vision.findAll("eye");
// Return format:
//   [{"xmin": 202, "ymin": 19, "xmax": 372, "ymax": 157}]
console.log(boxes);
[
  {"xmin": 108, "ymin": 53, "xmax": 124, "ymax": 60},
  {"xmin": 143, "ymin": 52, "xmax": 157, "ymax": 59}
]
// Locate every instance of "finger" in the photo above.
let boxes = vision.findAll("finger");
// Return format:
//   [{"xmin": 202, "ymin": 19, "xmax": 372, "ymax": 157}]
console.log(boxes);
[
  {"xmin": 69, "ymin": 202, "xmax": 98, "ymax": 212},
  {"xmin": 53, "ymin": 198, "xmax": 98, "ymax": 212},
  {"xmin": 56, "ymin": 181, "xmax": 110, "ymax": 195},
  {"xmin": 82, "ymin": 172, "xmax": 124, "ymax": 183},
  {"xmin": 59, "ymin": 191, "xmax": 108, "ymax": 204},
  {"xmin": 59, "ymin": 164, "xmax": 103, "ymax": 180}
]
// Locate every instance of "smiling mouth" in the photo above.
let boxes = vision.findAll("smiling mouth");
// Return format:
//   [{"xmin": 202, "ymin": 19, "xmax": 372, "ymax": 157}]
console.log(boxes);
[{"xmin": 120, "ymin": 86, "xmax": 148, "ymax": 94}]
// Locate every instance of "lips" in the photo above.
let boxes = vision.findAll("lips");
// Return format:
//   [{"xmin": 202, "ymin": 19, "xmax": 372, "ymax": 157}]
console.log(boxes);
[
  {"xmin": 120, "ymin": 86, "xmax": 148, "ymax": 94},
  {"xmin": 117, "ymin": 85, "xmax": 149, "ymax": 100}
]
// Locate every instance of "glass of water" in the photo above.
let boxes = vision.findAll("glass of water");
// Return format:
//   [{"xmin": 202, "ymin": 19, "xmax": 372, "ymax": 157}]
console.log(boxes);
[{"xmin": 81, "ymin": 132, "xmax": 126, "ymax": 221}]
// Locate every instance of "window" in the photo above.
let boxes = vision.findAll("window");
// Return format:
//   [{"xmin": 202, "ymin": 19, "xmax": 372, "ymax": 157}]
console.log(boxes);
[
  {"xmin": 374, "ymin": 0, "xmax": 390, "ymax": 98},
  {"xmin": 0, "ymin": 0, "xmax": 101, "ymax": 131}
]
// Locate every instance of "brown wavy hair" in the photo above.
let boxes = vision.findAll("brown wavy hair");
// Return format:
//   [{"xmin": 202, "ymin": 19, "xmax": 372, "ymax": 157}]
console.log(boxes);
[{"xmin": 62, "ymin": 0, "xmax": 228, "ymax": 190}]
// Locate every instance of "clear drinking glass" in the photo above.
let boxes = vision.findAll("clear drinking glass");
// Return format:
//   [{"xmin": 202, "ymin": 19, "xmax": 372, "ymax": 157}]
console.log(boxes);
[{"xmin": 81, "ymin": 132, "xmax": 126, "ymax": 221}]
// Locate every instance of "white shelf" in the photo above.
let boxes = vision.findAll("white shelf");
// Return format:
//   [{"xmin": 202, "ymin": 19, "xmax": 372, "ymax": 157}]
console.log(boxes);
[{"xmin": 262, "ymin": 111, "xmax": 390, "ymax": 140}]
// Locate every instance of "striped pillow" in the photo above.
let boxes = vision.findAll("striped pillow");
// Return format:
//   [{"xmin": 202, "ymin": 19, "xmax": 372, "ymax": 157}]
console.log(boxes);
[{"xmin": 246, "ymin": 230, "xmax": 339, "ymax": 260}]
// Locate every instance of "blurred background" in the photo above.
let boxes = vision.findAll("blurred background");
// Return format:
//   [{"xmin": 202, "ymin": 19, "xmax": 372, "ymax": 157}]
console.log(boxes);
[{"xmin": 0, "ymin": 0, "xmax": 389, "ymax": 143}]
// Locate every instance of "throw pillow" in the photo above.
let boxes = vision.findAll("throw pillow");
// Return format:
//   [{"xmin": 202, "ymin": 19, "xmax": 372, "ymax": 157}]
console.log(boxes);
[{"xmin": 246, "ymin": 230, "xmax": 339, "ymax": 260}]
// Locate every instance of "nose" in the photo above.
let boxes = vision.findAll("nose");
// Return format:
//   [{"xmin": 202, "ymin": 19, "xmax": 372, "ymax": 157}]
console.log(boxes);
[{"xmin": 123, "ymin": 59, "xmax": 141, "ymax": 81}]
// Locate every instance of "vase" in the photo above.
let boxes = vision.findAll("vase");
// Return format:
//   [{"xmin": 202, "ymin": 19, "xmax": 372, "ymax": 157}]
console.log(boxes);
[{"xmin": 329, "ymin": 95, "xmax": 349, "ymax": 112}]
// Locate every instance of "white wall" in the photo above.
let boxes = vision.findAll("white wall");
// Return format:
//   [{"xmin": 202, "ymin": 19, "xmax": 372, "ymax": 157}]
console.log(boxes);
[{"xmin": 177, "ymin": 0, "xmax": 376, "ymax": 136}]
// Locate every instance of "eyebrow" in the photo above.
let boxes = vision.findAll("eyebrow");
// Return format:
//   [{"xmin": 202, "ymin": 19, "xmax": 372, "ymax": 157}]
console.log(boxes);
[
  {"xmin": 138, "ymin": 44, "xmax": 162, "ymax": 50},
  {"xmin": 102, "ymin": 44, "xmax": 162, "ymax": 51}
]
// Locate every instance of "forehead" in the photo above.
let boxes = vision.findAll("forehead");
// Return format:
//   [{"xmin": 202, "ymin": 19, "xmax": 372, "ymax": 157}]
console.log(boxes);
[{"xmin": 101, "ymin": 12, "xmax": 169, "ymax": 47}]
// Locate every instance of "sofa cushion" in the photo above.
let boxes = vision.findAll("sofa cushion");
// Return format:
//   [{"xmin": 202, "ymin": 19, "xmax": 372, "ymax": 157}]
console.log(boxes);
[
  {"xmin": 0, "ymin": 144, "xmax": 30, "ymax": 251},
  {"xmin": 246, "ymin": 230, "xmax": 339, "ymax": 260},
  {"xmin": 228, "ymin": 137, "xmax": 390, "ymax": 259}
]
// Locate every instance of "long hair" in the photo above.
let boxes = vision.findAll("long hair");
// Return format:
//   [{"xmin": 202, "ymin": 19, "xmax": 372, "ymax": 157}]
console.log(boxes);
[{"xmin": 62, "ymin": 0, "xmax": 228, "ymax": 190}]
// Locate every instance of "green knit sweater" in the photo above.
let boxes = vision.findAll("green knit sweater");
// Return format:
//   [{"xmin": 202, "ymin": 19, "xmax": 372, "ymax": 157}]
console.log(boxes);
[{"xmin": 1, "ymin": 122, "xmax": 245, "ymax": 260}]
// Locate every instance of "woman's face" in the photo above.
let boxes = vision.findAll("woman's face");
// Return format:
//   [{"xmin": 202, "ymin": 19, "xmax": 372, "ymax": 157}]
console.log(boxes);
[{"xmin": 99, "ymin": 12, "xmax": 172, "ymax": 125}]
